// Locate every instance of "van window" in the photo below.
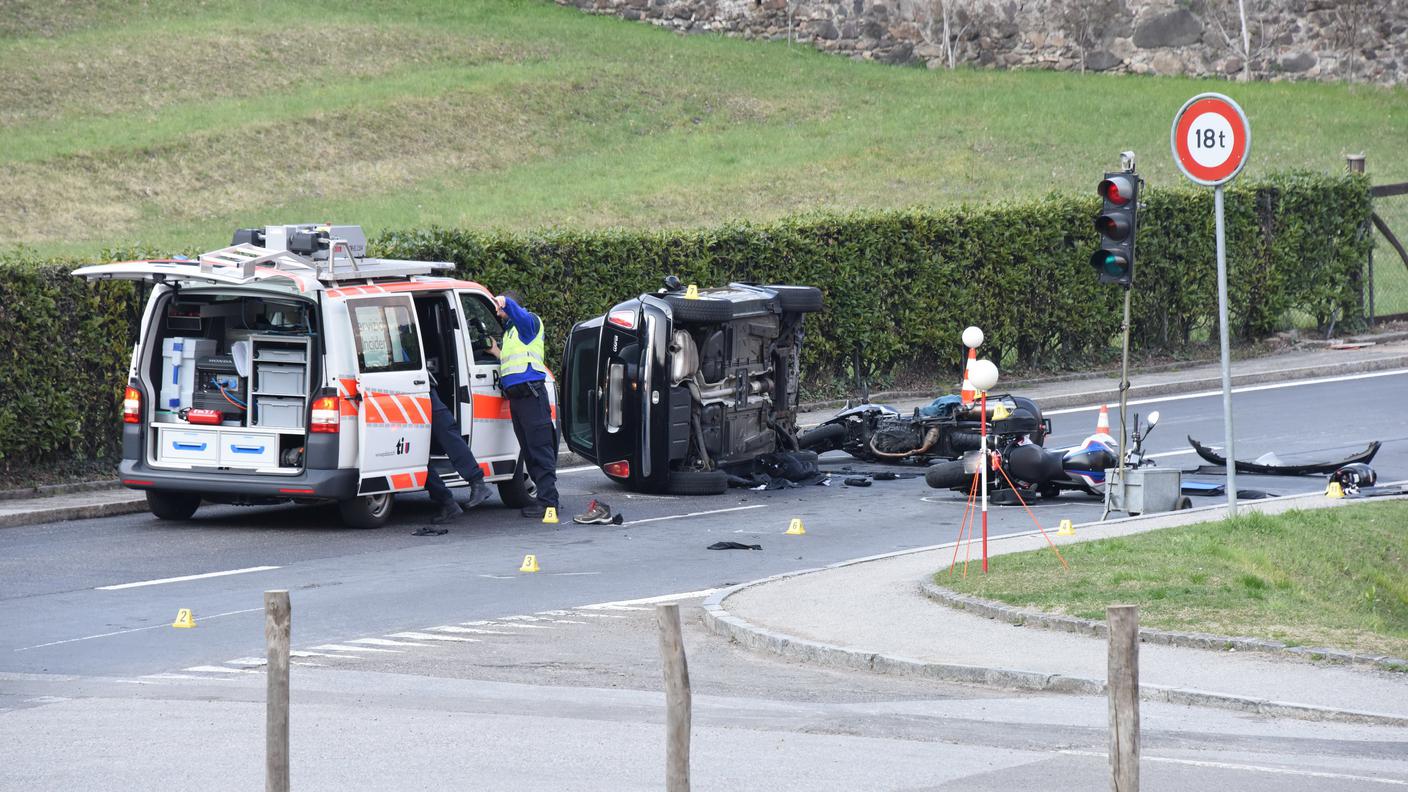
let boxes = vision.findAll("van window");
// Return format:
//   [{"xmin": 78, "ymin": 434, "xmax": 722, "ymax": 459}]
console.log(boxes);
[
  {"xmin": 566, "ymin": 328, "xmax": 599, "ymax": 452},
  {"xmin": 459, "ymin": 293, "xmax": 504, "ymax": 365},
  {"xmin": 350, "ymin": 297, "xmax": 423, "ymax": 374}
]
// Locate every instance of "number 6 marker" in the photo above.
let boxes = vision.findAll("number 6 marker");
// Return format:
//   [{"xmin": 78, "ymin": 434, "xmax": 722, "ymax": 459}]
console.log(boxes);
[{"xmin": 1171, "ymin": 93, "xmax": 1251, "ymax": 186}]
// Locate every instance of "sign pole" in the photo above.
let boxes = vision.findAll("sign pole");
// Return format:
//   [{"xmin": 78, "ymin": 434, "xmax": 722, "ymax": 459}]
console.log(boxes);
[
  {"xmin": 980, "ymin": 392, "xmax": 988, "ymax": 573},
  {"xmin": 1172, "ymin": 92, "xmax": 1249, "ymax": 519},
  {"xmin": 1214, "ymin": 185, "xmax": 1237, "ymax": 516}
]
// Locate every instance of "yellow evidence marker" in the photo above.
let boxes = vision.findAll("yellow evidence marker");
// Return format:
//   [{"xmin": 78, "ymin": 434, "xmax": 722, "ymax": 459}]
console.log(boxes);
[
  {"xmin": 1057, "ymin": 519, "xmax": 1075, "ymax": 537},
  {"xmin": 1326, "ymin": 482, "xmax": 1345, "ymax": 499},
  {"xmin": 684, "ymin": 284, "xmax": 700, "ymax": 300},
  {"xmin": 172, "ymin": 609, "xmax": 196, "ymax": 629},
  {"xmin": 519, "ymin": 554, "xmax": 541, "ymax": 573},
  {"xmin": 542, "ymin": 507, "xmax": 559, "ymax": 524},
  {"xmin": 785, "ymin": 518, "xmax": 806, "ymax": 536}
]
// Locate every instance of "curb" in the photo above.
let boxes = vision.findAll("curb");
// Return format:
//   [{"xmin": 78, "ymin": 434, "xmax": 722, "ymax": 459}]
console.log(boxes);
[
  {"xmin": 0, "ymin": 495, "xmax": 148, "ymax": 529},
  {"xmin": 699, "ymin": 495, "xmax": 1408, "ymax": 728},
  {"xmin": 0, "ymin": 479, "xmax": 121, "ymax": 502},
  {"xmin": 919, "ymin": 582, "xmax": 1408, "ymax": 673}
]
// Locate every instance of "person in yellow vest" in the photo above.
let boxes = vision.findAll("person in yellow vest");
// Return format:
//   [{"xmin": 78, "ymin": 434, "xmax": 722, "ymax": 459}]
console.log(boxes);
[{"xmin": 488, "ymin": 291, "xmax": 559, "ymax": 518}]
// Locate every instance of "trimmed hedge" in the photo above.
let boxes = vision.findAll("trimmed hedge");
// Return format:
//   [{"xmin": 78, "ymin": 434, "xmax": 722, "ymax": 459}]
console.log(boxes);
[{"xmin": 0, "ymin": 172, "xmax": 1370, "ymax": 471}]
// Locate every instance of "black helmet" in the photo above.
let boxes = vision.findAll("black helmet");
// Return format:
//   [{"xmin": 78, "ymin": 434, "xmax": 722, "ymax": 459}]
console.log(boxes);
[{"xmin": 1329, "ymin": 463, "xmax": 1376, "ymax": 495}]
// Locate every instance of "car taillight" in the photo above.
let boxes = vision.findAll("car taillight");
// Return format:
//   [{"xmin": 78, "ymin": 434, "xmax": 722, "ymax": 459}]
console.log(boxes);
[
  {"xmin": 607, "ymin": 310, "xmax": 637, "ymax": 329},
  {"xmin": 310, "ymin": 396, "xmax": 340, "ymax": 433},
  {"xmin": 123, "ymin": 386, "xmax": 141, "ymax": 424},
  {"xmin": 603, "ymin": 459, "xmax": 630, "ymax": 478}
]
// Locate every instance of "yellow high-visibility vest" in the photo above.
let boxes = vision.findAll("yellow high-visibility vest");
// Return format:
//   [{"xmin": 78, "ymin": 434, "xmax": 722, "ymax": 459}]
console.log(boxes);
[{"xmin": 500, "ymin": 325, "xmax": 545, "ymax": 378}]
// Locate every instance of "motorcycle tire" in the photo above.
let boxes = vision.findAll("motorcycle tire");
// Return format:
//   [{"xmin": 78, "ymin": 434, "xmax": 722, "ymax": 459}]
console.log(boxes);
[
  {"xmin": 797, "ymin": 423, "xmax": 846, "ymax": 453},
  {"xmin": 665, "ymin": 469, "xmax": 729, "ymax": 496},
  {"xmin": 924, "ymin": 460, "xmax": 969, "ymax": 490},
  {"xmin": 765, "ymin": 285, "xmax": 824, "ymax": 313}
]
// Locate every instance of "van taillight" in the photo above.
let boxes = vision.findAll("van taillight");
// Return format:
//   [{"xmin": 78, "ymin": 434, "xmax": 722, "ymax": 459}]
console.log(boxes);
[
  {"xmin": 123, "ymin": 387, "xmax": 141, "ymax": 424},
  {"xmin": 603, "ymin": 459, "xmax": 630, "ymax": 478},
  {"xmin": 310, "ymin": 396, "xmax": 340, "ymax": 433}
]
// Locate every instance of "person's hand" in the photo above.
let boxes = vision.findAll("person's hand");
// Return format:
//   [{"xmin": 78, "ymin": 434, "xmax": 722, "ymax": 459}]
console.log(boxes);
[
  {"xmin": 487, "ymin": 337, "xmax": 501, "ymax": 359},
  {"xmin": 495, "ymin": 295, "xmax": 506, "ymax": 309}
]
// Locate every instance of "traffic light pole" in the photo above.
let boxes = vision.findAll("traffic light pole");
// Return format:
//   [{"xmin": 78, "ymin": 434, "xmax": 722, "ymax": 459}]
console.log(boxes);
[{"xmin": 1214, "ymin": 185, "xmax": 1238, "ymax": 516}]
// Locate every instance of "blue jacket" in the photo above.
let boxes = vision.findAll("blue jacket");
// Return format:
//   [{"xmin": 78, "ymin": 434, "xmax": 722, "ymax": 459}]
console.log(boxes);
[{"xmin": 500, "ymin": 297, "xmax": 546, "ymax": 387}]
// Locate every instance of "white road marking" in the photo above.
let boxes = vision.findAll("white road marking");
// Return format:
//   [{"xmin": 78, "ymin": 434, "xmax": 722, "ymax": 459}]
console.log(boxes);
[
  {"xmin": 225, "ymin": 657, "xmax": 267, "ymax": 667},
  {"xmin": 142, "ymin": 673, "xmax": 213, "ymax": 681},
  {"xmin": 310, "ymin": 644, "xmax": 403, "ymax": 654},
  {"xmin": 550, "ymin": 571, "xmax": 602, "ymax": 577},
  {"xmin": 460, "ymin": 620, "xmax": 553, "ymax": 629},
  {"xmin": 576, "ymin": 604, "xmax": 648, "ymax": 612},
  {"xmin": 96, "ymin": 566, "xmax": 280, "ymax": 591},
  {"xmin": 478, "ymin": 574, "xmax": 517, "ymax": 580},
  {"xmin": 387, "ymin": 632, "xmax": 481, "ymax": 643},
  {"xmin": 579, "ymin": 589, "xmax": 719, "ymax": 608},
  {"xmin": 291, "ymin": 661, "xmax": 323, "ymax": 668},
  {"xmin": 1147, "ymin": 449, "xmax": 1199, "ymax": 459},
  {"xmin": 624, "ymin": 504, "xmax": 766, "ymax": 527},
  {"xmin": 559, "ymin": 465, "xmax": 599, "ymax": 474},
  {"xmin": 1059, "ymin": 750, "xmax": 1408, "ymax": 785},
  {"xmin": 498, "ymin": 615, "xmax": 548, "ymax": 622},
  {"xmin": 574, "ymin": 613, "xmax": 628, "ymax": 619},
  {"xmin": 291, "ymin": 650, "xmax": 356, "ymax": 659},
  {"xmin": 13, "ymin": 607, "xmax": 263, "ymax": 652},
  {"xmin": 184, "ymin": 665, "xmax": 253, "ymax": 675},
  {"xmin": 349, "ymin": 637, "xmax": 431, "ymax": 648},
  {"xmin": 429, "ymin": 626, "xmax": 513, "ymax": 635},
  {"xmin": 1044, "ymin": 368, "xmax": 1408, "ymax": 416}
]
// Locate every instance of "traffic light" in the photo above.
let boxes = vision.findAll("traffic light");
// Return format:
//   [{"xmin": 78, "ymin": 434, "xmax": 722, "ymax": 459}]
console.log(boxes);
[{"xmin": 1091, "ymin": 171, "xmax": 1139, "ymax": 287}]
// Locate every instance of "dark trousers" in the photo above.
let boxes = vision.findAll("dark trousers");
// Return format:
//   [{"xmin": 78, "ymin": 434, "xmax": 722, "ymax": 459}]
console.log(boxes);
[
  {"xmin": 506, "ymin": 380, "xmax": 559, "ymax": 508},
  {"xmin": 425, "ymin": 389, "xmax": 484, "ymax": 506}
]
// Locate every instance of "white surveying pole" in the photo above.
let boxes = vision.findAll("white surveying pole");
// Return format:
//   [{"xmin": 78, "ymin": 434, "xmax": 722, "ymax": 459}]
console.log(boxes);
[{"xmin": 1172, "ymin": 93, "xmax": 1250, "ymax": 517}]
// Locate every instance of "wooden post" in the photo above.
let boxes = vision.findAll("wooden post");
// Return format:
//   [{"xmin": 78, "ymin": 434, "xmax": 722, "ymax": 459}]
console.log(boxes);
[
  {"xmin": 1107, "ymin": 605, "xmax": 1139, "ymax": 792},
  {"xmin": 656, "ymin": 603, "xmax": 691, "ymax": 792},
  {"xmin": 265, "ymin": 590, "xmax": 291, "ymax": 792}
]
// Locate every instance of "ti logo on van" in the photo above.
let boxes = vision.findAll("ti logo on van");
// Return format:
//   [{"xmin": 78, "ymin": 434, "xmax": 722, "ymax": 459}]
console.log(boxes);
[{"xmin": 395, "ymin": 437, "xmax": 411, "ymax": 455}]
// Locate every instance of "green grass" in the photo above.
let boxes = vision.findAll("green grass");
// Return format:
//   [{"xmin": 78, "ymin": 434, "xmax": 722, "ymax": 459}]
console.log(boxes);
[
  {"xmin": 2, "ymin": 0, "xmax": 1407, "ymax": 269},
  {"xmin": 939, "ymin": 501, "xmax": 1408, "ymax": 659}
]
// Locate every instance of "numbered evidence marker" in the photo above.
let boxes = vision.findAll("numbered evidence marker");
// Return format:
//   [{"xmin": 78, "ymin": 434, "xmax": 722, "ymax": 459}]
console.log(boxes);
[{"xmin": 1170, "ymin": 93, "xmax": 1251, "ymax": 187}]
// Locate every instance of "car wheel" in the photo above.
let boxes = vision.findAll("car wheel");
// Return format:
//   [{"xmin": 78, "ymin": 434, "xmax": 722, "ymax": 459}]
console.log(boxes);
[
  {"xmin": 337, "ymin": 493, "xmax": 394, "ymax": 529},
  {"xmin": 496, "ymin": 455, "xmax": 538, "ymax": 508},
  {"xmin": 924, "ymin": 460, "xmax": 969, "ymax": 490},
  {"xmin": 665, "ymin": 469, "xmax": 729, "ymax": 495},
  {"xmin": 663, "ymin": 295, "xmax": 735, "ymax": 323},
  {"xmin": 766, "ymin": 285, "xmax": 824, "ymax": 313},
  {"xmin": 797, "ymin": 423, "xmax": 846, "ymax": 453},
  {"xmin": 146, "ymin": 489, "xmax": 201, "ymax": 521}
]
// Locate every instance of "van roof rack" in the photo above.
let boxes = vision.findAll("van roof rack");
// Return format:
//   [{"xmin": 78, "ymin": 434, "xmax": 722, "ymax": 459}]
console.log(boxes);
[{"xmin": 198, "ymin": 238, "xmax": 453, "ymax": 285}]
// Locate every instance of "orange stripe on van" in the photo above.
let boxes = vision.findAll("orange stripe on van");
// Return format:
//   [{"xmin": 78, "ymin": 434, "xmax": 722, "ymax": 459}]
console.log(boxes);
[
  {"xmin": 472, "ymin": 393, "xmax": 513, "ymax": 420},
  {"xmin": 479, "ymin": 462, "xmax": 492, "ymax": 478},
  {"xmin": 391, "ymin": 473, "xmax": 414, "ymax": 490},
  {"xmin": 414, "ymin": 470, "xmax": 428, "ymax": 488}
]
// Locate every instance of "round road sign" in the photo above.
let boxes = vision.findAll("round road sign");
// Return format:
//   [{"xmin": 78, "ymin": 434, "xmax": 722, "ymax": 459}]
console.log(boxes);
[{"xmin": 1171, "ymin": 93, "xmax": 1251, "ymax": 187}]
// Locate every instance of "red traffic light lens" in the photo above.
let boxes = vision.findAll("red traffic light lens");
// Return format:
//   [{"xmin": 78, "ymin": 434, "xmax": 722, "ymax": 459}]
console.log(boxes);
[
  {"xmin": 1098, "ymin": 177, "xmax": 1133, "ymax": 206},
  {"xmin": 1095, "ymin": 214, "xmax": 1130, "ymax": 240}
]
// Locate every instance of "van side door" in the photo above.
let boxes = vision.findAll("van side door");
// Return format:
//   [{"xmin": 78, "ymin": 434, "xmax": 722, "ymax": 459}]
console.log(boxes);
[
  {"xmin": 344, "ymin": 295, "xmax": 434, "ymax": 495},
  {"xmin": 453, "ymin": 289, "xmax": 515, "ymax": 457}
]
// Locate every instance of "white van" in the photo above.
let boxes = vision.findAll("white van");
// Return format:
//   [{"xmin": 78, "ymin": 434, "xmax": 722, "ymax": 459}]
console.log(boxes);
[{"xmin": 75, "ymin": 224, "xmax": 555, "ymax": 528}]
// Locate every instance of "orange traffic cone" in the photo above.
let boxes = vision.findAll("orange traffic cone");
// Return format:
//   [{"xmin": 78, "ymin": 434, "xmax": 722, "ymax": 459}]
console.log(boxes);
[
  {"xmin": 960, "ymin": 348, "xmax": 977, "ymax": 406},
  {"xmin": 1095, "ymin": 404, "xmax": 1111, "ymax": 436}
]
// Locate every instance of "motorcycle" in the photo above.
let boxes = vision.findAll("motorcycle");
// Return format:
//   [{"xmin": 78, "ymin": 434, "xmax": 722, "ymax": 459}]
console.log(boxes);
[
  {"xmin": 798, "ymin": 394, "xmax": 1051, "ymax": 465},
  {"xmin": 925, "ymin": 409, "xmax": 1162, "ymax": 501}
]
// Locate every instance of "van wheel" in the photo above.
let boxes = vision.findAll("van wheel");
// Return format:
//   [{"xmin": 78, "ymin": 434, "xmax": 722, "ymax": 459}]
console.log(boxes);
[
  {"xmin": 147, "ymin": 490, "xmax": 201, "ymax": 521},
  {"xmin": 666, "ymin": 469, "xmax": 729, "ymax": 495},
  {"xmin": 497, "ymin": 456, "xmax": 538, "ymax": 508},
  {"xmin": 338, "ymin": 493, "xmax": 394, "ymax": 529}
]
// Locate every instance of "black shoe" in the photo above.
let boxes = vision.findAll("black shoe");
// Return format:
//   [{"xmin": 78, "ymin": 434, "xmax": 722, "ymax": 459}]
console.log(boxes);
[
  {"xmin": 520, "ymin": 503, "xmax": 548, "ymax": 519},
  {"xmin": 465, "ymin": 480, "xmax": 492, "ymax": 510},
  {"xmin": 432, "ymin": 501, "xmax": 464, "ymax": 524}
]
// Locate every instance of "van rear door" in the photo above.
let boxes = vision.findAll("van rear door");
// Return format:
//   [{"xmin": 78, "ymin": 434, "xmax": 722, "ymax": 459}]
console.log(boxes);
[{"xmin": 344, "ymin": 295, "xmax": 434, "ymax": 495}]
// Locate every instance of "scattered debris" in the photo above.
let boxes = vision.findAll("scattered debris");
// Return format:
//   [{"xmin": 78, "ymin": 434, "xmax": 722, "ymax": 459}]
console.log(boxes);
[
  {"xmin": 708, "ymin": 541, "xmax": 762, "ymax": 551},
  {"xmin": 1188, "ymin": 436, "xmax": 1381, "ymax": 476},
  {"xmin": 411, "ymin": 526, "xmax": 448, "ymax": 537}
]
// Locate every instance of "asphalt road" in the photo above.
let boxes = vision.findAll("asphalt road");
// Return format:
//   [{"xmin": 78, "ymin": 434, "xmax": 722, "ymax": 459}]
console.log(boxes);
[{"xmin": 1, "ymin": 370, "xmax": 1405, "ymax": 682}]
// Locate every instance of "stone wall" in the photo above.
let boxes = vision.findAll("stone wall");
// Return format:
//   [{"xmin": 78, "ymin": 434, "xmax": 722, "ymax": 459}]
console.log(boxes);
[{"xmin": 557, "ymin": 0, "xmax": 1407, "ymax": 85}]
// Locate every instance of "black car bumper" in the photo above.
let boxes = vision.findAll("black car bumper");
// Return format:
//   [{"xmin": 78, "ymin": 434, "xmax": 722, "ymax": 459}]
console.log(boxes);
[{"xmin": 118, "ymin": 459, "xmax": 359, "ymax": 501}]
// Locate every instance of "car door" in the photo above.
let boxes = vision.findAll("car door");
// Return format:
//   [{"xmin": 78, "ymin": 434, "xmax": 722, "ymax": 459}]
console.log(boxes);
[
  {"xmin": 345, "ymin": 295, "xmax": 433, "ymax": 495},
  {"xmin": 454, "ymin": 289, "xmax": 514, "ymax": 456}
]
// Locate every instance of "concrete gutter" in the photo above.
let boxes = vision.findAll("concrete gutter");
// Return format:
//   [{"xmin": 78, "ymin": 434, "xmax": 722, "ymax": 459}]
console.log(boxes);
[{"xmin": 700, "ymin": 491, "xmax": 1408, "ymax": 728}]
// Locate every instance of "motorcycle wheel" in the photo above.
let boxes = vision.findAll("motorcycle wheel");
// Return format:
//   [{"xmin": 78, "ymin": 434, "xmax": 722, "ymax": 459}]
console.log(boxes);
[
  {"xmin": 797, "ymin": 423, "xmax": 846, "ymax": 453},
  {"xmin": 924, "ymin": 460, "xmax": 969, "ymax": 490},
  {"xmin": 1038, "ymin": 482, "xmax": 1061, "ymax": 500}
]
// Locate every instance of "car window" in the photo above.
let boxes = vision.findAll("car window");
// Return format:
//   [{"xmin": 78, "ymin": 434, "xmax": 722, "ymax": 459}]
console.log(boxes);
[
  {"xmin": 459, "ymin": 293, "xmax": 504, "ymax": 365},
  {"xmin": 350, "ymin": 297, "xmax": 422, "ymax": 374},
  {"xmin": 567, "ymin": 328, "xmax": 599, "ymax": 452}
]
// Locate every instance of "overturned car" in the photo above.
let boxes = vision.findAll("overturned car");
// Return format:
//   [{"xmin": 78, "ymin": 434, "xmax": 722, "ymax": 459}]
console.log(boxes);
[{"xmin": 561, "ymin": 278, "xmax": 823, "ymax": 495}]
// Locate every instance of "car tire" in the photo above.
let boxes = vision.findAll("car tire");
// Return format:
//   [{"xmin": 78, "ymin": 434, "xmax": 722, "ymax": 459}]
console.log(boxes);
[
  {"xmin": 797, "ymin": 423, "xmax": 846, "ymax": 453},
  {"xmin": 337, "ymin": 493, "xmax": 394, "ymax": 529},
  {"xmin": 664, "ymin": 295, "xmax": 735, "ymax": 323},
  {"xmin": 496, "ymin": 455, "xmax": 539, "ymax": 508},
  {"xmin": 146, "ymin": 489, "xmax": 201, "ymax": 521},
  {"xmin": 665, "ymin": 469, "xmax": 729, "ymax": 495},
  {"xmin": 924, "ymin": 460, "xmax": 969, "ymax": 490},
  {"xmin": 766, "ymin": 285, "xmax": 824, "ymax": 313}
]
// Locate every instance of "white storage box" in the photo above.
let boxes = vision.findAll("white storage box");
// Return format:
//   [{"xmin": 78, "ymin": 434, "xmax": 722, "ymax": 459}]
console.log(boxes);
[
  {"xmin": 257, "ymin": 365, "xmax": 305, "ymax": 395},
  {"xmin": 217, "ymin": 432, "xmax": 280, "ymax": 468},
  {"xmin": 255, "ymin": 397, "xmax": 304, "ymax": 429},
  {"xmin": 256, "ymin": 348, "xmax": 306, "ymax": 364},
  {"xmin": 157, "ymin": 427, "xmax": 219, "ymax": 464},
  {"xmin": 159, "ymin": 337, "xmax": 217, "ymax": 410}
]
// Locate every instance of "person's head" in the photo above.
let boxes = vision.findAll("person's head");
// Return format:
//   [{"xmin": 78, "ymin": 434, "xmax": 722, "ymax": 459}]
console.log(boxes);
[{"xmin": 497, "ymin": 289, "xmax": 521, "ymax": 320}]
